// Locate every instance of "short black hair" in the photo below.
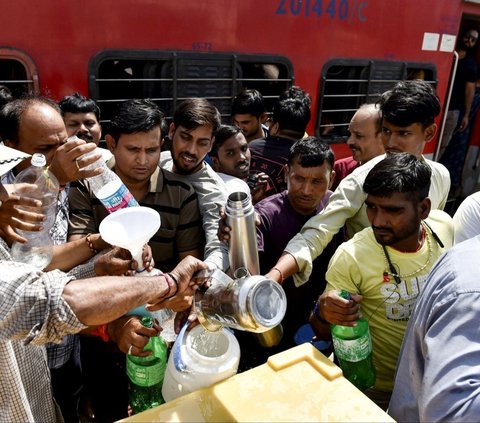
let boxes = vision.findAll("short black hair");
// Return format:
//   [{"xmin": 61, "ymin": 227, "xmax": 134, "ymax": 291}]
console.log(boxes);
[
  {"xmin": 288, "ymin": 136, "xmax": 334, "ymax": 170},
  {"xmin": 363, "ymin": 152, "xmax": 431, "ymax": 201},
  {"xmin": 279, "ymin": 85, "xmax": 311, "ymax": 108},
  {"xmin": 108, "ymin": 99, "xmax": 163, "ymax": 142},
  {"xmin": 272, "ymin": 97, "xmax": 311, "ymax": 136},
  {"xmin": 58, "ymin": 93, "xmax": 101, "ymax": 121},
  {"xmin": 210, "ymin": 125, "xmax": 243, "ymax": 158},
  {"xmin": 377, "ymin": 80, "xmax": 440, "ymax": 128},
  {"xmin": 232, "ymin": 89, "xmax": 265, "ymax": 118},
  {"xmin": 0, "ymin": 95, "xmax": 60, "ymax": 144},
  {"xmin": 173, "ymin": 98, "xmax": 221, "ymax": 134}
]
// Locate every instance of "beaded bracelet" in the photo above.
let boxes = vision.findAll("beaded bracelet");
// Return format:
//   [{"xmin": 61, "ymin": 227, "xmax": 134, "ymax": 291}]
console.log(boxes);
[{"xmin": 85, "ymin": 233, "xmax": 98, "ymax": 254}]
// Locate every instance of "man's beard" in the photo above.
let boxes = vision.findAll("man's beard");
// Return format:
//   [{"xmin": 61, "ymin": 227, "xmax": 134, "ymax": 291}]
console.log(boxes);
[{"xmin": 171, "ymin": 154, "xmax": 198, "ymax": 175}]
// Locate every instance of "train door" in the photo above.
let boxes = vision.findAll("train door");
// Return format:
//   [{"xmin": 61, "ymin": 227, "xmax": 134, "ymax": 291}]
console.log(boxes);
[
  {"xmin": 460, "ymin": 11, "xmax": 480, "ymax": 198},
  {"xmin": 440, "ymin": 5, "xmax": 480, "ymax": 203}
]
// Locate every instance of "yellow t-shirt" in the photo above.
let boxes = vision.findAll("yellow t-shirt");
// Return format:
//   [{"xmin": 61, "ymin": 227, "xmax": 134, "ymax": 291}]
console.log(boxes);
[{"xmin": 325, "ymin": 209, "xmax": 454, "ymax": 392}]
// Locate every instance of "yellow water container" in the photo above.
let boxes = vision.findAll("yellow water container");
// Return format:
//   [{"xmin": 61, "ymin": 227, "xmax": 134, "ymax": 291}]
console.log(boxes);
[{"xmin": 119, "ymin": 343, "xmax": 395, "ymax": 422}]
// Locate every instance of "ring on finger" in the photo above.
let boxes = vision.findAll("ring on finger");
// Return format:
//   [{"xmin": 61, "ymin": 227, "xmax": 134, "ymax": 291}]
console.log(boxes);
[
  {"xmin": 128, "ymin": 345, "xmax": 133, "ymax": 355},
  {"xmin": 75, "ymin": 159, "xmax": 80, "ymax": 171}
]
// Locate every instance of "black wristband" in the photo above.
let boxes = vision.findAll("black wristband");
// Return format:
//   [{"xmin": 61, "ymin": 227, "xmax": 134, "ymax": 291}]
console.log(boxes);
[{"xmin": 166, "ymin": 272, "xmax": 179, "ymax": 298}]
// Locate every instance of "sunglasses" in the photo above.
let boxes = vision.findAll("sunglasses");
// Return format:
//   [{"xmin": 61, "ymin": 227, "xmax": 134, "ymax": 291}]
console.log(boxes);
[{"xmin": 464, "ymin": 34, "xmax": 478, "ymax": 42}]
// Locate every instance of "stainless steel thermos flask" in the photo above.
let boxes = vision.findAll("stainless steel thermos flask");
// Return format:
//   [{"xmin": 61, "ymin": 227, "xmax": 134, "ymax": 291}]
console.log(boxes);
[
  {"xmin": 225, "ymin": 191, "xmax": 284, "ymax": 347},
  {"xmin": 225, "ymin": 191, "xmax": 260, "ymax": 276}
]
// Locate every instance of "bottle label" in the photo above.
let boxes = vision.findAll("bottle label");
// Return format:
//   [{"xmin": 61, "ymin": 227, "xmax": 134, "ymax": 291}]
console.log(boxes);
[
  {"xmin": 127, "ymin": 360, "xmax": 165, "ymax": 387},
  {"xmin": 332, "ymin": 332, "xmax": 372, "ymax": 362},
  {"xmin": 100, "ymin": 183, "xmax": 139, "ymax": 213}
]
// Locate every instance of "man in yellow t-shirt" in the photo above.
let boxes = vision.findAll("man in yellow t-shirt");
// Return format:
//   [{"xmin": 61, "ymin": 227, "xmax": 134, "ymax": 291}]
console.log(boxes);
[{"xmin": 312, "ymin": 153, "xmax": 454, "ymax": 410}]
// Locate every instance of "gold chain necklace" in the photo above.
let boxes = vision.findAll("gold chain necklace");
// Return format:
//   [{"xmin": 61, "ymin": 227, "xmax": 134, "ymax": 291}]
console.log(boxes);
[{"xmin": 382, "ymin": 224, "xmax": 433, "ymax": 284}]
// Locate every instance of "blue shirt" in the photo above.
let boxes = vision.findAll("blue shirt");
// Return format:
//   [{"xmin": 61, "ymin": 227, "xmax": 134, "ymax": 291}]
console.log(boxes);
[{"xmin": 389, "ymin": 235, "xmax": 480, "ymax": 421}]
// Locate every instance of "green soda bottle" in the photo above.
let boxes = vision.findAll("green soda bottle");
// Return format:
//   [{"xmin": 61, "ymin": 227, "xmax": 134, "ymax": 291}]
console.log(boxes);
[
  {"xmin": 331, "ymin": 290, "xmax": 376, "ymax": 391},
  {"xmin": 126, "ymin": 316, "xmax": 168, "ymax": 414}
]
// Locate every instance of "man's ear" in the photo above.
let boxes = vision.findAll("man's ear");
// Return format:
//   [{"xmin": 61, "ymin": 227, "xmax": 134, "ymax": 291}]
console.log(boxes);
[
  {"xmin": 259, "ymin": 112, "xmax": 268, "ymax": 124},
  {"xmin": 424, "ymin": 124, "xmax": 437, "ymax": 143},
  {"xmin": 419, "ymin": 197, "xmax": 431, "ymax": 220},
  {"xmin": 168, "ymin": 122, "xmax": 175, "ymax": 140},
  {"xmin": 105, "ymin": 134, "xmax": 116, "ymax": 153},
  {"xmin": 284, "ymin": 163, "xmax": 290, "ymax": 182},
  {"xmin": 211, "ymin": 156, "xmax": 220, "ymax": 172},
  {"xmin": 270, "ymin": 122, "xmax": 280, "ymax": 136}
]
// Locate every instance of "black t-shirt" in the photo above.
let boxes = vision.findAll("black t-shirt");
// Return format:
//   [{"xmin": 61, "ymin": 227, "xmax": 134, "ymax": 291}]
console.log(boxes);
[{"xmin": 450, "ymin": 55, "xmax": 478, "ymax": 111}]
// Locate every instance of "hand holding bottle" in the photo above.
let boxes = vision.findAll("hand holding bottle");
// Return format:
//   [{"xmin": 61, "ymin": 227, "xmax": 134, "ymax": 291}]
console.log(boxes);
[
  {"xmin": 318, "ymin": 290, "xmax": 363, "ymax": 326},
  {"xmin": 0, "ymin": 183, "xmax": 45, "ymax": 244},
  {"xmin": 126, "ymin": 316, "xmax": 168, "ymax": 413},
  {"xmin": 108, "ymin": 315, "xmax": 160, "ymax": 356},
  {"xmin": 330, "ymin": 290, "xmax": 376, "ymax": 391}
]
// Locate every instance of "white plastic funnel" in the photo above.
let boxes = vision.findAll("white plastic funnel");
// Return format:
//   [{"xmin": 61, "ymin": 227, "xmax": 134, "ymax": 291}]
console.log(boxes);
[{"xmin": 99, "ymin": 206, "xmax": 161, "ymax": 269}]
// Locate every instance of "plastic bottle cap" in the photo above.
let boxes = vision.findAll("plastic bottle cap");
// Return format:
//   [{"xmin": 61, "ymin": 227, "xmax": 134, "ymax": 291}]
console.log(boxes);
[{"xmin": 30, "ymin": 153, "xmax": 47, "ymax": 167}]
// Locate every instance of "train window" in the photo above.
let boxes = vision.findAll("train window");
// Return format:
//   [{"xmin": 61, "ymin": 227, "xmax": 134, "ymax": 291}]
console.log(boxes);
[
  {"xmin": 89, "ymin": 50, "xmax": 293, "ymax": 129},
  {"xmin": 316, "ymin": 59, "xmax": 436, "ymax": 143},
  {"xmin": 0, "ymin": 48, "xmax": 39, "ymax": 99}
]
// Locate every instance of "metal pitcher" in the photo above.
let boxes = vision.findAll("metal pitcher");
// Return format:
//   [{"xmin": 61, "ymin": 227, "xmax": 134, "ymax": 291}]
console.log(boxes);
[{"xmin": 194, "ymin": 268, "xmax": 287, "ymax": 335}]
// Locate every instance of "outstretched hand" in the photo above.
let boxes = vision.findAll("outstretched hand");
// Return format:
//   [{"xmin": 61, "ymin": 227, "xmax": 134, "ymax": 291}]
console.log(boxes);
[{"xmin": 146, "ymin": 255, "xmax": 209, "ymax": 311}]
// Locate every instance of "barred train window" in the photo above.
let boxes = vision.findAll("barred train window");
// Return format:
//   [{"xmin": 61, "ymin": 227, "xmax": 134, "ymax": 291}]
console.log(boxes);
[
  {"xmin": 89, "ymin": 50, "xmax": 294, "ymax": 130},
  {"xmin": 316, "ymin": 59, "xmax": 437, "ymax": 143},
  {"xmin": 0, "ymin": 48, "xmax": 39, "ymax": 99}
]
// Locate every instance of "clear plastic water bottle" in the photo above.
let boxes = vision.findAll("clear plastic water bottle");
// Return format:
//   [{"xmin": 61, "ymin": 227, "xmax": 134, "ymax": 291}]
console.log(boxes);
[
  {"xmin": 331, "ymin": 290, "xmax": 376, "ymax": 391},
  {"xmin": 77, "ymin": 136, "xmax": 139, "ymax": 213},
  {"xmin": 127, "ymin": 316, "xmax": 168, "ymax": 414},
  {"xmin": 10, "ymin": 153, "xmax": 59, "ymax": 269}
]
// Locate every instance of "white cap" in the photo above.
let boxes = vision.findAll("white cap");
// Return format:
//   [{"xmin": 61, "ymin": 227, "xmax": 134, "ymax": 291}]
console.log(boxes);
[{"xmin": 0, "ymin": 144, "xmax": 31, "ymax": 176}]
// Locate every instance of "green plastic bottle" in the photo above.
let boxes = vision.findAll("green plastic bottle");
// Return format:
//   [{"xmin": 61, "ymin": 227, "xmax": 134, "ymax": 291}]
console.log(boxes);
[
  {"xmin": 331, "ymin": 290, "xmax": 376, "ymax": 391},
  {"xmin": 126, "ymin": 316, "xmax": 168, "ymax": 414}
]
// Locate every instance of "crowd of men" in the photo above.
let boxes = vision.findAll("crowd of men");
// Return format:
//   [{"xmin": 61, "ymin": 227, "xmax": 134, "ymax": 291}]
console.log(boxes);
[{"xmin": 1, "ymin": 79, "xmax": 480, "ymax": 422}]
